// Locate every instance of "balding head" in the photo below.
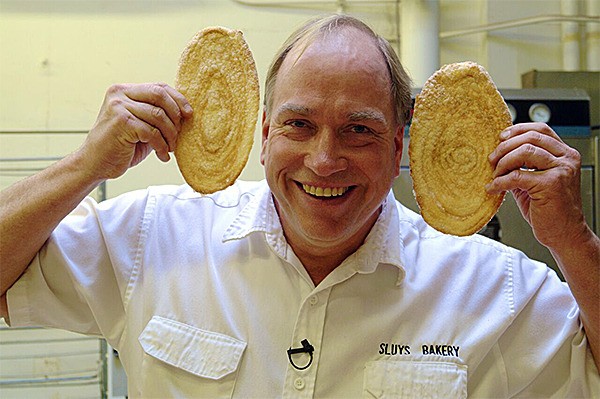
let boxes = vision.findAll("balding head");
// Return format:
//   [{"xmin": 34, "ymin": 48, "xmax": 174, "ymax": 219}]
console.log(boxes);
[{"xmin": 264, "ymin": 14, "xmax": 412, "ymax": 126}]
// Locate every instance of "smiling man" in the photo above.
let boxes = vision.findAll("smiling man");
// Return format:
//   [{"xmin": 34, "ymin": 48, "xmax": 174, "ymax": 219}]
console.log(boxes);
[
  {"xmin": 261, "ymin": 24, "xmax": 406, "ymax": 284},
  {"xmin": 1, "ymin": 14, "xmax": 598, "ymax": 398}
]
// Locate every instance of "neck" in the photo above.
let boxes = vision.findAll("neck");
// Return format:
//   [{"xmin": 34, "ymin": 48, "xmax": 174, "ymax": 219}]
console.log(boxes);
[
  {"xmin": 272, "ymin": 196, "xmax": 384, "ymax": 286},
  {"xmin": 291, "ymin": 245, "xmax": 356, "ymax": 286},
  {"xmin": 280, "ymin": 213, "xmax": 380, "ymax": 286}
]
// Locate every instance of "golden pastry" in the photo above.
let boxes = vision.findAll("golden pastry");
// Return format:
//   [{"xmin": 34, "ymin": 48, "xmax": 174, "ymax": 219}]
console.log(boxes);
[
  {"xmin": 175, "ymin": 26, "xmax": 260, "ymax": 194},
  {"xmin": 409, "ymin": 62, "xmax": 511, "ymax": 236}
]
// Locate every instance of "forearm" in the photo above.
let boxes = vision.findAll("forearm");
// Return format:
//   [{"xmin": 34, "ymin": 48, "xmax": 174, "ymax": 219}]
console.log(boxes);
[
  {"xmin": 550, "ymin": 226, "xmax": 600, "ymax": 371},
  {"xmin": 0, "ymin": 149, "xmax": 102, "ymax": 295},
  {"xmin": 0, "ymin": 82, "xmax": 190, "ymax": 305}
]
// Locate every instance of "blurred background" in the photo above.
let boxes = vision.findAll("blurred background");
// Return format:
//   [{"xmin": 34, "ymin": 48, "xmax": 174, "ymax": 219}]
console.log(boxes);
[{"xmin": 0, "ymin": 1, "xmax": 598, "ymax": 398}]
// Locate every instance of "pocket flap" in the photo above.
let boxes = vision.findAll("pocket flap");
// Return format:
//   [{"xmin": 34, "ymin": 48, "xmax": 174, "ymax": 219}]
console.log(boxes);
[
  {"xmin": 139, "ymin": 316, "xmax": 246, "ymax": 380},
  {"xmin": 364, "ymin": 360, "xmax": 467, "ymax": 398}
]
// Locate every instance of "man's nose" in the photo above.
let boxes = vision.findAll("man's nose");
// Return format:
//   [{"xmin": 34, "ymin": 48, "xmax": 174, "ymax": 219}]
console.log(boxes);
[{"xmin": 304, "ymin": 130, "xmax": 348, "ymax": 176}]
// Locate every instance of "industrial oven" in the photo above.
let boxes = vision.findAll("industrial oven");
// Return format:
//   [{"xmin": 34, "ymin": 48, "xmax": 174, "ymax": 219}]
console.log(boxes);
[{"xmin": 393, "ymin": 88, "xmax": 598, "ymax": 280}]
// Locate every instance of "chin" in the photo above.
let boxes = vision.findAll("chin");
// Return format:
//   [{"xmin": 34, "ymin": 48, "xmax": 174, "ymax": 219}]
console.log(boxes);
[{"xmin": 299, "ymin": 221, "xmax": 362, "ymax": 246}]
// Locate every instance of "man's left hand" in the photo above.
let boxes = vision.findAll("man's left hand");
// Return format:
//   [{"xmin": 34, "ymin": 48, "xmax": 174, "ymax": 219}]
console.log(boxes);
[{"xmin": 486, "ymin": 122, "xmax": 588, "ymax": 251}]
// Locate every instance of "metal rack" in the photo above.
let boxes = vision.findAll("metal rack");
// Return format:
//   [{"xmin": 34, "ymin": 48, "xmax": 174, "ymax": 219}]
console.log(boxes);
[
  {"xmin": 0, "ymin": 324, "xmax": 108, "ymax": 399},
  {"xmin": 0, "ymin": 131, "xmax": 109, "ymax": 399}
]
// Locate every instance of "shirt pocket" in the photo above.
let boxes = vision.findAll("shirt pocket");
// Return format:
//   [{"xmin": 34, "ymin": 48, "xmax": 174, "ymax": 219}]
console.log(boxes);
[
  {"xmin": 138, "ymin": 315, "xmax": 246, "ymax": 397},
  {"xmin": 363, "ymin": 360, "xmax": 467, "ymax": 399}
]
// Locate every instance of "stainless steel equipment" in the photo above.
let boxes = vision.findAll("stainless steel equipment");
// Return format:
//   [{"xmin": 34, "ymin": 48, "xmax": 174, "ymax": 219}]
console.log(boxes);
[
  {"xmin": 521, "ymin": 70, "xmax": 599, "ymax": 130},
  {"xmin": 393, "ymin": 89, "xmax": 598, "ymax": 280}
]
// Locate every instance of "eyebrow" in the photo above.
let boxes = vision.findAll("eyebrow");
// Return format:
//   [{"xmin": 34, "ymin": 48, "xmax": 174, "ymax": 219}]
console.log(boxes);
[
  {"xmin": 274, "ymin": 104, "xmax": 388, "ymax": 125},
  {"xmin": 275, "ymin": 103, "xmax": 312, "ymax": 116},
  {"xmin": 347, "ymin": 110, "xmax": 387, "ymax": 125}
]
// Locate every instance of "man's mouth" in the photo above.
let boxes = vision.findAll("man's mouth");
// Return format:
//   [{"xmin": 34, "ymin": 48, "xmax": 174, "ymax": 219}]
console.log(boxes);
[{"xmin": 301, "ymin": 183, "xmax": 351, "ymax": 198}]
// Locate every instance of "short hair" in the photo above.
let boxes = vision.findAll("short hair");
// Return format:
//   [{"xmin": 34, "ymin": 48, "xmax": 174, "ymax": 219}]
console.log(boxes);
[{"xmin": 263, "ymin": 14, "xmax": 412, "ymax": 126}]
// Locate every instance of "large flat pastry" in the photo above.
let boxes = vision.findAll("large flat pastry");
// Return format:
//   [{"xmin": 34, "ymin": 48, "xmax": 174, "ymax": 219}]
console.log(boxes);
[
  {"xmin": 175, "ymin": 26, "xmax": 259, "ymax": 194},
  {"xmin": 409, "ymin": 62, "xmax": 512, "ymax": 236}
]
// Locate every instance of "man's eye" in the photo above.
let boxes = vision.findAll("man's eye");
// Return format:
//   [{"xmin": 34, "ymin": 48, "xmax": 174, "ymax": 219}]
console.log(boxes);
[
  {"xmin": 289, "ymin": 120, "xmax": 308, "ymax": 128},
  {"xmin": 351, "ymin": 125, "xmax": 370, "ymax": 134}
]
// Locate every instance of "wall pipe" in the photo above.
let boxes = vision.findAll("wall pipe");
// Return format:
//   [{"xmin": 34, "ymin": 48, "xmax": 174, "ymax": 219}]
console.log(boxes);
[
  {"xmin": 400, "ymin": 0, "xmax": 439, "ymax": 87},
  {"xmin": 233, "ymin": 0, "xmax": 598, "ymax": 73},
  {"xmin": 561, "ymin": 0, "xmax": 581, "ymax": 71},
  {"xmin": 440, "ymin": 14, "xmax": 600, "ymax": 39},
  {"xmin": 231, "ymin": 0, "xmax": 397, "ymax": 6},
  {"xmin": 587, "ymin": 0, "xmax": 600, "ymax": 70}
]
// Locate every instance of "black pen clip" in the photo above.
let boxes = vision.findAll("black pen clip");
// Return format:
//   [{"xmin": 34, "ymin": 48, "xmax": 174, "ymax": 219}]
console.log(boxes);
[{"xmin": 287, "ymin": 339, "xmax": 314, "ymax": 370}]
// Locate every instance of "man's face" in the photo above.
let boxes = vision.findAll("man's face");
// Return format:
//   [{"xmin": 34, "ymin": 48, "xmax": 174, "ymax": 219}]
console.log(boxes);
[{"xmin": 261, "ymin": 29, "xmax": 403, "ymax": 256}]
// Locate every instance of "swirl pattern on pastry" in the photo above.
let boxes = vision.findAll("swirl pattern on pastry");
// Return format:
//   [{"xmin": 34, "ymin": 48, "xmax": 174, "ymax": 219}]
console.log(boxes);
[
  {"xmin": 409, "ymin": 62, "xmax": 512, "ymax": 236},
  {"xmin": 175, "ymin": 26, "xmax": 260, "ymax": 194}
]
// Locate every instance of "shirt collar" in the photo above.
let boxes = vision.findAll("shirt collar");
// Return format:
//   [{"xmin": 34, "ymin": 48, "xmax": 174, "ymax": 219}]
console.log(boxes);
[
  {"xmin": 223, "ymin": 181, "xmax": 406, "ymax": 286},
  {"xmin": 346, "ymin": 190, "xmax": 407, "ymax": 286},
  {"xmin": 222, "ymin": 180, "xmax": 288, "ymax": 258}
]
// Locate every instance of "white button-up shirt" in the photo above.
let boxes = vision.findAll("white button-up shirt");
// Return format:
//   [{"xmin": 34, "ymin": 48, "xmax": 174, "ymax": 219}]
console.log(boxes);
[{"xmin": 7, "ymin": 180, "xmax": 599, "ymax": 398}]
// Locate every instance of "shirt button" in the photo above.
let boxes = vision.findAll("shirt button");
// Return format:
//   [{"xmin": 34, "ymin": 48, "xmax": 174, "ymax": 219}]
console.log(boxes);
[
  {"xmin": 309, "ymin": 295, "xmax": 318, "ymax": 305},
  {"xmin": 294, "ymin": 377, "xmax": 305, "ymax": 390}
]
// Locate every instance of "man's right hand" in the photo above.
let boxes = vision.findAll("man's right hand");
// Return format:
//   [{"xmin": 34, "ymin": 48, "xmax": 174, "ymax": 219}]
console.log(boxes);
[
  {"xmin": 0, "ymin": 83, "xmax": 192, "ymax": 302},
  {"xmin": 80, "ymin": 82, "xmax": 193, "ymax": 181}
]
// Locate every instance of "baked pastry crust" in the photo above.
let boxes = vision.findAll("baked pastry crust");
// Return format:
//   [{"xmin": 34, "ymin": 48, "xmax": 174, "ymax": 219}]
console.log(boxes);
[
  {"xmin": 175, "ymin": 26, "xmax": 260, "ymax": 194},
  {"xmin": 409, "ymin": 61, "xmax": 512, "ymax": 236}
]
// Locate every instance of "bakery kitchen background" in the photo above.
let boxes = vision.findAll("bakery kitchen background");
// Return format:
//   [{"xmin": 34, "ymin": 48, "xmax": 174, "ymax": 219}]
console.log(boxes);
[{"xmin": 0, "ymin": 1, "xmax": 598, "ymax": 398}]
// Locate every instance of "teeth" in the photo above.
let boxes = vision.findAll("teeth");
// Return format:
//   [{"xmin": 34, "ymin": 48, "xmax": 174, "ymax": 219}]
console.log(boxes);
[{"xmin": 302, "ymin": 184, "xmax": 349, "ymax": 197}]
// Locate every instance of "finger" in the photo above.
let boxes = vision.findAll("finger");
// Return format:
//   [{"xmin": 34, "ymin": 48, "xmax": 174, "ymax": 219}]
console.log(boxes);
[
  {"xmin": 489, "ymin": 129, "xmax": 568, "ymax": 168},
  {"xmin": 137, "ymin": 125, "xmax": 171, "ymax": 163},
  {"xmin": 125, "ymin": 101, "xmax": 178, "ymax": 152},
  {"xmin": 492, "ymin": 143, "xmax": 557, "ymax": 178},
  {"xmin": 161, "ymin": 84, "xmax": 193, "ymax": 118},
  {"xmin": 120, "ymin": 108, "xmax": 171, "ymax": 163},
  {"xmin": 125, "ymin": 83, "xmax": 191, "ymax": 151},
  {"xmin": 124, "ymin": 83, "xmax": 191, "ymax": 145},
  {"xmin": 501, "ymin": 122, "xmax": 562, "ymax": 142},
  {"xmin": 486, "ymin": 168, "xmax": 541, "ymax": 195}
]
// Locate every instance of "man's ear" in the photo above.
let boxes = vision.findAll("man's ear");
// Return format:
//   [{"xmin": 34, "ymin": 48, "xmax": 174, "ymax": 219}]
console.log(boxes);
[
  {"xmin": 393, "ymin": 124, "xmax": 404, "ymax": 178},
  {"xmin": 260, "ymin": 110, "xmax": 269, "ymax": 166}
]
